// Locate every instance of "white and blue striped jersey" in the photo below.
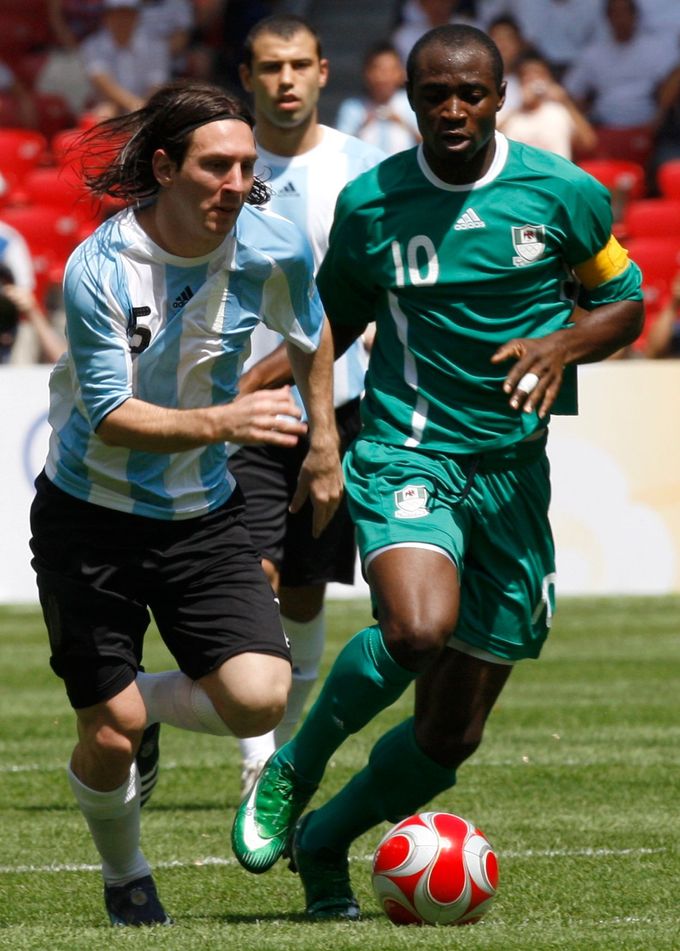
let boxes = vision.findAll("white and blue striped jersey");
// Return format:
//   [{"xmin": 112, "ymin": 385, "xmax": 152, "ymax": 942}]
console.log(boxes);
[
  {"xmin": 245, "ymin": 125, "xmax": 385, "ymax": 409},
  {"xmin": 44, "ymin": 203, "xmax": 324, "ymax": 520}
]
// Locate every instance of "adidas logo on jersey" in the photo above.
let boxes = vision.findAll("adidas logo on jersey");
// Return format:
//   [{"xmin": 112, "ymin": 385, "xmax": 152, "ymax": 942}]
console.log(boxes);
[
  {"xmin": 172, "ymin": 285, "xmax": 194, "ymax": 309},
  {"xmin": 454, "ymin": 209, "xmax": 486, "ymax": 231},
  {"xmin": 277, "ymin": 181, "xmax": 299, "ymax": 197}
]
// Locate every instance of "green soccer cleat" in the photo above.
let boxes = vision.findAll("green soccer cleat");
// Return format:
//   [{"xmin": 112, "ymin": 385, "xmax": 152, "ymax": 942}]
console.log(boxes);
[
  {"xmin": 291, "ymin": 813, "xmax": 360, "ymax": 921},
  {"xmin": 231, "ymin": 755, "xmax": 317, "ymax": 873}
]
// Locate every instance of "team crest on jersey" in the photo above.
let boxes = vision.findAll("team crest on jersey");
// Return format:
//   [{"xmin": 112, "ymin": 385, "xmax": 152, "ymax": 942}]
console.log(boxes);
[
  {"xmin": 394, "ymin": 484, "xmax": 429, "ymax": 519},
  {"xmin": 512, "ymin": 224, "xmax": 546, "ymax": 267}
]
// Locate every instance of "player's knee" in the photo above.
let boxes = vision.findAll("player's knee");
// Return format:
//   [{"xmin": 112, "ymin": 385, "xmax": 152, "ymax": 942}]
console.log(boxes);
[
  {"xmin": 382, "ymin": 610, "xmax": 456, "ymax": 670},
  {"xmin": 230, "ymin": 691, "xmax": 289, "ymax": 738},
  {"xmin": 221, "ymin": 673, "xmax": 291, "ymax": 738},
  {"xmin": 83, "ymin": 720, "xmax": 142, "ymax": 769}
]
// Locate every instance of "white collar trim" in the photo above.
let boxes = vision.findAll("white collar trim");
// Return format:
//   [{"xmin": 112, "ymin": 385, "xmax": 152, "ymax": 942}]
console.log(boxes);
[{"xmin": 417, "ymin": 131, "xmax": 508, "ymax": 191}]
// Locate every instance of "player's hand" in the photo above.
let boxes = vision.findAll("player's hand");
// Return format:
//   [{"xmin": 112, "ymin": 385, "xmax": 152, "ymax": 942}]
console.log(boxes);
[
  {"xmin": 491, "ymin": 335, "xmax": 569, "ymax": 418},
  {"xmin": 223, "ymin": 386, "xmax": 307, "ymax": 445},
  {"xmin": 290, "ymin": 440, "xmax": 344, "ymax": 538}
]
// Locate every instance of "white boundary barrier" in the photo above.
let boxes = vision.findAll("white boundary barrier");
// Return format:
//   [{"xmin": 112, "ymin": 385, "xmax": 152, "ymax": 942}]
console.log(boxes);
[{"xmin": 2, "ymin": 361, "xmax": 679, "ymax": 603}]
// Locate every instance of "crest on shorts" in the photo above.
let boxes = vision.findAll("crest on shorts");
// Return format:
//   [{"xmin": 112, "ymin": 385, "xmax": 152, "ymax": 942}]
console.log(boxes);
[
  {"xmin": 394, "ymin": 484, "xmax": 429, "ymax": 519},
  {"xmin": 512, "ymin": 224, "xmax": 546, "ymax": 266}
]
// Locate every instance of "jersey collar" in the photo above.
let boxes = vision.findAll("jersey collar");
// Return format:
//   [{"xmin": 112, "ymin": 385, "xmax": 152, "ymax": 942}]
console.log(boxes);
[{"xmin": 417, "ymin": 131, "xmax": 509, "ymax": 192}]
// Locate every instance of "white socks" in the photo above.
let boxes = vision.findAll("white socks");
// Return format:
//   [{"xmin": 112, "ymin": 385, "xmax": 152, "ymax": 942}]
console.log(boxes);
[
  {"xmin": 239, "ymin": 608, "xmax": 325, "ymax": 765},
  {"xmin": 136, "ymin": 670, "xmax": 232, "ymax": 736},
  {"xmin": 67, "ymin": 764, "xmax": 150, "ymax": 886}
]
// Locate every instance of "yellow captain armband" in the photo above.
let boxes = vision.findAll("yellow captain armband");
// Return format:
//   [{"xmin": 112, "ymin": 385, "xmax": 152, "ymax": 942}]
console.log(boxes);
[{"xmin": 572, "ymin": 236, "xmax": 630, "ymax": 289}]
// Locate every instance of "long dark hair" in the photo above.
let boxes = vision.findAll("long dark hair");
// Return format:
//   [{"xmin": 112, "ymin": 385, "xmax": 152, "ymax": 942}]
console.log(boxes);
[{"xmin": 77, "ymin": 80, "xmax": 270, "ymax": 205}]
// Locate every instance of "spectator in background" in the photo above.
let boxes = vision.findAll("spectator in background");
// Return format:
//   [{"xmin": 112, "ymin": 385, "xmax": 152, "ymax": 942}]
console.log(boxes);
[
  {"xmin": 0, "ymin": 264, "xmax": 66, "ymax": 365},
  {"xmin": 563, "ymin": 0, "xmax": 677, "ymax": 167},
  {"xmin": 0, "ymin": 59, "xmax": 39, "ymax": 128},
  {"xmin": 80, "ymin": 0, "xmax": 170, "ymax": 117},
  {"xmin": 478, "ymin": 0, "xmax": 606, "ymax": 79},
  {"xmin": 643, "ymin": 272, "xmax": 680, "ymax": 358},
  {"xmin": 335, "ymin": 42, "xmax": 420, "ymax": 156},
  {"xmin": 635, "ymin": 0, "xmax": 680, "ymax": 39},
  {"xmin": 486, "ymin": 15, "xmax": 529, "ymax": 118},
  {"xmin": 499, "ymin": 51, "xmax": 596, "ymax": 160},
  {"xmin": 392, "ymin": 0, "xmax": 481, "ymax": 65},
  {"xmin": 139, "ymin": 0, "xmax": 194, "ymax": 77},
  {"xmin": 0, "ymin": 220, "xmax": 42, "ymax": 364},
  {"xmin": 42, "ymin": 0, "xmax": 106, "ymax": 115},
  {"xmin": 648, "ymin": 65, "xmax": 680, "ymax": 194}
]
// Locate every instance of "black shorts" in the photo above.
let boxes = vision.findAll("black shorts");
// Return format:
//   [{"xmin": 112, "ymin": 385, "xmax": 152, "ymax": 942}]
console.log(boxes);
[
  {"xmin": 29, "ymin": 472, "xmax": 290, "ymax": 709},
  {"xmin": 228, "ymin": 397, "xmax": 361, "ymax": 588}
]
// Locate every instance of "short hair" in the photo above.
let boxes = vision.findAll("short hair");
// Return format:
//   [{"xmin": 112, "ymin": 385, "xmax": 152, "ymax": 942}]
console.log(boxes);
[
  {"xmin": 362, "ymin": 40, "xmax": 402, "ymax": 70},
  {"xmin": 606, "ymin": 0, "xmax": 638, "ymax": 16},
  {"xmin": 406, "ymin": 25, "xmax": 504, "ymax": 93},
  {"xmin": 241, "ymin": 14, "xmax": 323, "ymax": 70},
  {"xmin": 79, "ymin": 80, "xmax": 269, "ymax": 205}
]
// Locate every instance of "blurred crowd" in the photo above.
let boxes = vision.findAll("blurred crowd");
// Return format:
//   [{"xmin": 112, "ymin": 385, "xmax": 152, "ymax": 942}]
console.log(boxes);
[{"xmin": 2, "ymin": 0, "xmax": 680, "ymax": 364}]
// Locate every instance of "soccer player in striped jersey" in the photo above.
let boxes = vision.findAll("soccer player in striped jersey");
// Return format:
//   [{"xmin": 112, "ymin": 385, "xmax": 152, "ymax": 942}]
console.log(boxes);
[
  {"xmin": 232, "ymin": 15, "xmax": 385, "ymax": 794},
  {"xmin": 29, "ymin": 80, "xmax": 342, "ymax": 927},
  {"xmin": 231, "ymin": 25, "xmax": 644, "ymax": 919}
]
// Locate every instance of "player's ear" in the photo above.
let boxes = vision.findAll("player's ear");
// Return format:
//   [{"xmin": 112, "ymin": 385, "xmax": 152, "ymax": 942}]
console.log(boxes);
[
  {"xmin": 496, "ymin": 79, "xmax": 507, "ymax": 113},
  {"xmin": 238, "ymin": 62, "xmax": 252, "ymax": 93},
  {"xmin": 318, "ymin": 57, "xmax": 329, "ymax": 90},
  {"xmin": 151, "ymin": 149, "xmax": 175, "ymax": 187}
]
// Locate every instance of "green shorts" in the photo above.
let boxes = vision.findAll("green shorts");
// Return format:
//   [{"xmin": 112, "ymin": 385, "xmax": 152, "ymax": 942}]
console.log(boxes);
[{"xmin": 343, "ymin": 436, "xmax": 556, "ymax": 662}]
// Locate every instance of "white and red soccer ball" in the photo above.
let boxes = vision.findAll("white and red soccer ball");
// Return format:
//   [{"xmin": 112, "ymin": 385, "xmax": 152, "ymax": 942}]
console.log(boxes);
[{"xmin": 372, "ymin": 811, "xmax": 498, "ymax": 926}]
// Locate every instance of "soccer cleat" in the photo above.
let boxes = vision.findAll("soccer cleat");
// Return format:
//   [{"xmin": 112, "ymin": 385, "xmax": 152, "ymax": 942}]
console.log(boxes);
[
  {"xmin": 231, "ymin": 754, "xmax": 317, "ymax": 873},
  {"xmin": 136, "ymin": 722, "xmax": 160, "ymax": 808},
  {"xmin": 240, "ymin": 757, "xmax": 267, "ymax": 799},
  {"xmin": 291, "ymin": 813, "xmax": 360, "ymax": 921},
  {"xmin": 104, "ymin": 874, "xmax": 172, "ymax": 927}
]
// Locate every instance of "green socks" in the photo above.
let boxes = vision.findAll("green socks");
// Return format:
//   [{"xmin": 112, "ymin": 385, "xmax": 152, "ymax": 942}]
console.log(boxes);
[
  {"xmin": 277, "ymin": 625, "xmax": 415, "ymax": 784},
  {"xmin": 299, "ymin": 718, "xmax": 457, "ymax": 855}
]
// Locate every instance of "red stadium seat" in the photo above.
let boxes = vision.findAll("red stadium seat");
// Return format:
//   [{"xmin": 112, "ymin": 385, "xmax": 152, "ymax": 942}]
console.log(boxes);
[
  {"xmin": 577, "ymin": 159, "xmax": 647, "ymax": 200},
  {"xmin": 15, "ymin": 166, "xmax": 103, "ymax": 226},
  {"xmin": 625, "ymin": 237, "xmax": 680, "ymax": 353},
  {"xmin": 657, "ymin": 160, "xmax": 680, "ymax": 201},
  {"xmin": 0, "ymin": 128, "xmax": 48, "ymax": 191},
  {"xmin": 622, "ymin": 199, "xmax": 680, "ymax": 240},
  {"xmin": 50, "ymin": 127, "xmax": 90, "ymax": 166},
  {"xmin": 0, "ymin": 204, "xmax": 81, "ymax": 305}
]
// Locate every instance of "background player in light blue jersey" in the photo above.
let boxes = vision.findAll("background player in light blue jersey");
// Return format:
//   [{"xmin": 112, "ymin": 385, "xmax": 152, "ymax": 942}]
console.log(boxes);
[
  {"xmin": 232, "ymin": 14, "xmax": 385, "ymax": 794},
  {"xmin": 232, "ymin": 25, "xmax": 644, "ymax": 919},
  {"xmin": 29, "ymin": 80, "xmax": 343, "ymax": 927}
]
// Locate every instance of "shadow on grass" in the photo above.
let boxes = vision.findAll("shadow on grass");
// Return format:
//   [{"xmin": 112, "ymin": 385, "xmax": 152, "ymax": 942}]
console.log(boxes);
[{"xmin": 180, "ymin": 910, "xmax": 383, "ymax": 925}]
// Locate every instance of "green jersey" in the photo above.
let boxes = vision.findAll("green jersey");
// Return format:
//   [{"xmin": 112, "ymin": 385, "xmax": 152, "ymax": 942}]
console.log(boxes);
[{"xmin": 317, "ymin": 132, "xmax": 642, "ymax": 454}]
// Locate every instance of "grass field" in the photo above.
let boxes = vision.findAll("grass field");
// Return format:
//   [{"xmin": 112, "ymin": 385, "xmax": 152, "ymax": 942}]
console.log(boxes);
[{"xmin": 1, "ymin": 596, "xmax": 678, "ymax": 950}]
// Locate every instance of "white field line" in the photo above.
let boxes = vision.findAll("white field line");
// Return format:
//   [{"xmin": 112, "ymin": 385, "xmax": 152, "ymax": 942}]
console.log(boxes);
[{"xmin": 0, "ymin": 847, "xmax": 666, "ymax": 876}]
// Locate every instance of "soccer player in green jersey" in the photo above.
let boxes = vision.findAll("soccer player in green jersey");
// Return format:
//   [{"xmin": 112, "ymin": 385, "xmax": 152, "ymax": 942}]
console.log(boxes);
[{"xmin": 232, "ymin": 24, "xmax": 644, "ymax": 919}]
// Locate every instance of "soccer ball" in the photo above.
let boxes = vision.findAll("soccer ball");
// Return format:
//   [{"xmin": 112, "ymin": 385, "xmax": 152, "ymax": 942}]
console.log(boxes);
[{"xmin": 372, "ymin": 811, "xmax": 498, "ymax": 926}]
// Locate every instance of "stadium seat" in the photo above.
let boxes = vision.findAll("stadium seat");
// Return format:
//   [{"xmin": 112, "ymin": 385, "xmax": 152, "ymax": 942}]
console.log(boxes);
[
  {"xmin": 0, "ymin": 128, "xmax": 48, "ymax": 192},
  {"xmin": 50, "ymin": 127, "xmax": 89, "ymax": 166},
  {"xmin": 15, "ymin": 166, "xmax": 102, "ymax": 226},
  {"xmin": 0, "ymin": 204, "xmax": 81, "ymax": 305},
  {"xmin": 657, "ymin": 160, "xmax": 680, "ymax": 201},
  {"xmin": 625, "ymin": 237, "xmax": 680, "ymax": 354},
  {"xmin": 577, "ymin": 159, "xmax": 647, "ymax": 200},
  {"xmin": 622, "ymin": 199, "xmax": 680, "ymax": 240}
]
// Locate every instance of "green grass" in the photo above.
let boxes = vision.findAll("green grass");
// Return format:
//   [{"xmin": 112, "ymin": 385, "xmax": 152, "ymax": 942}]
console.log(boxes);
[{"xmin": 1, "ymin": 597, "xmax": 679, "ymax": 950}]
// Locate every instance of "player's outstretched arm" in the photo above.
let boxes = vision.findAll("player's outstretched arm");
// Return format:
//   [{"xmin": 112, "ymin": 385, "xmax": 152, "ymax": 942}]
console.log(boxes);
[
  {"xmin": 287, "ymin": 320, "xmax": 344, "ymax": 538},
  {"xmin": 491, "ymin": 298, "xmax": 643, "ymax": 418},
  {"xmin": 97, "ymin": 388, "xmax": 307, "ymax": 452}
]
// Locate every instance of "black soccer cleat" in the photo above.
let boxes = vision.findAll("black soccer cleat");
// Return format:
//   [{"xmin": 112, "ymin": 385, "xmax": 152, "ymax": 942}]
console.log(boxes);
[{"xmin": 104, "ymin": 874, "xmax": 172, "ymax": 927}]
